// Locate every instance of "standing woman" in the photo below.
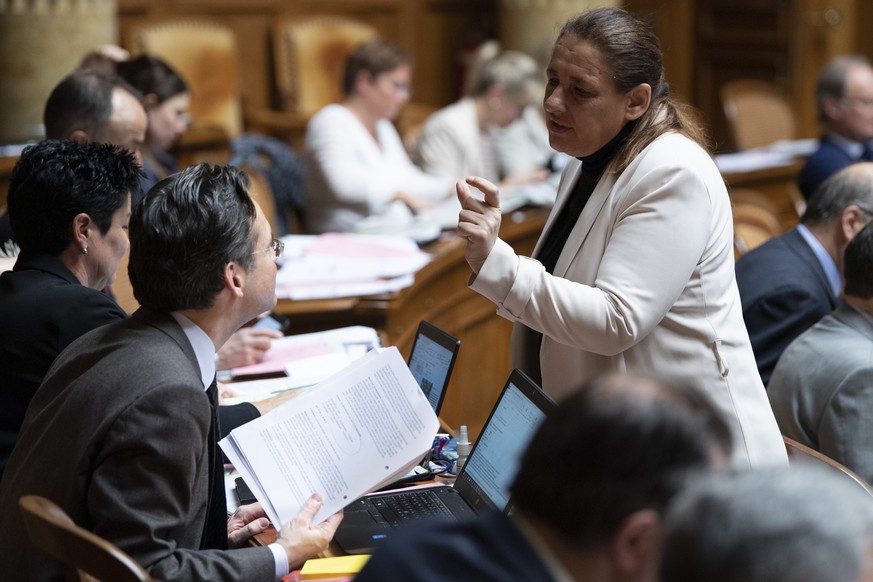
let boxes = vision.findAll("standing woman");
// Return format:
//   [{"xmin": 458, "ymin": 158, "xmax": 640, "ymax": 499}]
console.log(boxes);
[{"xmin": 457, "ymin": 8, "xmax": 786, "ymax": 467}]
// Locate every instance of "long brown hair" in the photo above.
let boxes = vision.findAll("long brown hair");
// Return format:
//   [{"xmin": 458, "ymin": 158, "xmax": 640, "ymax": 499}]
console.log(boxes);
[{"xmin": 558, "ymin": 8, "xmax": 709, "ymax": 173}]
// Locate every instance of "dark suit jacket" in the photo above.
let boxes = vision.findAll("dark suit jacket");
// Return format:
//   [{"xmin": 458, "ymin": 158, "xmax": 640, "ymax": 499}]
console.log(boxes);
[
  {"xmin": 0, "ymin": 308, "xmax": 275, "ymax": 580},
  {"xmin": 768, "ymin": 301, "xmax": 873, "ymax": 483},
  {"xmin": 355, "ymin": 511, "xmax": 554, "ymax": 581},
  {"xmin": 735, "ymin": 227, "xmax": 838, "ymax": 385},
  {"xmin": 0, "ymin": 252, "xmax": 258, "ymax": 475},
  {"xmin": 798, "ymin": 136, "xmax": 858, "ymax": 200},
  {"xmin": 0, "ymin": 252, "xmax": 125, "ymax": 474}
]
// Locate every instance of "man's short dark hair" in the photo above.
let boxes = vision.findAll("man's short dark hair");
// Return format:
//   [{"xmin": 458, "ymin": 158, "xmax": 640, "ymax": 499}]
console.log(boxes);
[
  {"xmin": 7, "ymin": 140, "xmax": 142, "ymax": 255},
  {"xmin": 844, "ymin": 220, "xmax": 873, "ymax": 299},
  {"xmin": 129, "ymin": 163, "xmax": 257, "ymax": 311},
  {"xmin": 510, "ymin": 373, "xmax": 732, "ymax": 547},
  {"xmin": 802, "ymin": 162, "xmax": 873, "ymax": 226},
  {"xmin": 43, "ymin": 70, "xmax": 142, "ymax": 141}
]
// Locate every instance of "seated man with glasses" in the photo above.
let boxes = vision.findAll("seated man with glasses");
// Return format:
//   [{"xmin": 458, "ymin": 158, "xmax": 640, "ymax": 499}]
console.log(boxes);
[
  {"xmin": 0, "ymin": 163, "xmax": 343, "ymax": 580},
  {"xmin": 799, "ymin": 55, "xmax": 873, "ymax": 200},
  {"xmin": 736, "ymin": 162, "xmax": 873, "ymax": 385}
]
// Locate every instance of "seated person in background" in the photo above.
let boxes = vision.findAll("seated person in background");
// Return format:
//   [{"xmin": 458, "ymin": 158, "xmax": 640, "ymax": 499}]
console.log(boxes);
[
  {"xmin": 768, "ymin": 221, "xmax": 873, "ymax": 483},
  {"xmin": 303, "ymin": 39, "xmax": 452, "ymax": 233},
  {"xmin": 492, "ymin": 39, "xmax": 570, "ymax": 179},
  {"xmin": 735, "ymin": 162, "xmax": 873, "ymax": 385},
  {"xmin": 0, "ymin": 140, "xmax": 139, "ymax": 475},
  {"xmin": 41, "ymin": 66, "xmax": 280, "ymax": 370},
  {"xmin": 417, "ymin": 41, "xmax": 549, "ymax": 188},
  {"xmin": 0, "ymin": 163, "xmax": 343, "ymax": 580},
  {"xmin": 799, "ymin": 55, "xmax": 873, "ymax": 200},
  {"xmin": 0, "ymin": 68, "xmax": 147, "ymax": 248},
  {"xmin": 356, "ymin": 372, "xmax": 732, "ymax": 582},
  {"xmin": 661, "ymin": 466, "xmax": 873, "ymax": 582},
  {"xmin": 115, "ymin": 54, "xmax": 192, "ymax": 196}
]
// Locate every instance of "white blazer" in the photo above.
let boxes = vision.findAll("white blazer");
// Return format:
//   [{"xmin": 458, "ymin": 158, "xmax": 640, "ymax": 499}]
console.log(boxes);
[{"xmin": 471, "ymin": 132, "xmax": 786, "ymax": 468}]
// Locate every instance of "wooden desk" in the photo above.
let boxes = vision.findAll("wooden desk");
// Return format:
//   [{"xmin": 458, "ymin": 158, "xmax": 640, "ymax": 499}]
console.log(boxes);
[
  {"xmin": 274, "ymin": 209, "xmax": 547, "ymax": 442},
  {"xmin": 722, "ymin": 159, "xmax": 804, "ymax": 232}
]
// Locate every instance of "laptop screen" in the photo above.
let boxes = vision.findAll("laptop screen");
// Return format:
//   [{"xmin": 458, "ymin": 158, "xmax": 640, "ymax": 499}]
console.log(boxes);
[
  {"xmin": 454, "ymin": 369, "xmax": 553, "ymax": 513},
  {"xmin": 406, "ymin": 321, "xmax": 460, "ymax": 416}
]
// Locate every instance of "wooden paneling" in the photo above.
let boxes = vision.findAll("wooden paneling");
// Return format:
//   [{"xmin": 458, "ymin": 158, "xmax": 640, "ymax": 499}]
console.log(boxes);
[{"xmin": 118, "ymin": 0, "xmax": 496, "ymax": 113}]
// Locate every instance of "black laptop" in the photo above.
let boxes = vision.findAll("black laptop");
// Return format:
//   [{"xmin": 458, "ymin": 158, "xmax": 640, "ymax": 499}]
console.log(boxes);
[
  {"xmin": 334, "ymin": 368, "xmax": 555, "ymax": 554},
  {"xmin": 407, "ymin": 320, "xmax": 460, "ymax": 416}
]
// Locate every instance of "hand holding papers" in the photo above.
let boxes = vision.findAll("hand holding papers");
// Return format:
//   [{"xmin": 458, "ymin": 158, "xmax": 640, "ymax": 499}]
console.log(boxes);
[{"xmin": 220, "ymin": 347, "xmax": 440, "ymax": 526}]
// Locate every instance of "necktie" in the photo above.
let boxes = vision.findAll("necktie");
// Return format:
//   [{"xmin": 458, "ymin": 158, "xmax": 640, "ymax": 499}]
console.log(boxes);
[{"xmin": 202, "ymin": 377, "xmax": 228, "ymax": 550}]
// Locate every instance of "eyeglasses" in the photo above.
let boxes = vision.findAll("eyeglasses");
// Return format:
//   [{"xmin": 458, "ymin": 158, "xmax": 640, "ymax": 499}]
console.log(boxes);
[
  {"xmin": 841, "ymin": 95, "xmax": 873, "ymax": 109},
  {"xmin": 253, "ymin": 238, "xmax": 284, "ymax": 259}
]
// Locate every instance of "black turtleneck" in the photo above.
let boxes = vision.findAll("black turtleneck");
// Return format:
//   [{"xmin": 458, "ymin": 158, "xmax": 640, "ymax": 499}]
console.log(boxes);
[
  {"xmin": 524, "ymin": 120, "xmax": 637, "ymax": 386},
  {"xmin": 536, "ymin": 119, "xmax": 637, "ymax": 273}
]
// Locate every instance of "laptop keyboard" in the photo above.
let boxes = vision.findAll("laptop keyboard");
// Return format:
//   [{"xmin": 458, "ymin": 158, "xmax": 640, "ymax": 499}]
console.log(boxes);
[{"xmin": 369, "ymin": 490, "xmax": 455, "ymax": 527}]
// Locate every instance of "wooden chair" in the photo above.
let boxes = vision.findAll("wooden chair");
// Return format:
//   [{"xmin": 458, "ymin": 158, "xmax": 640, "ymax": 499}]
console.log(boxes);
[
  {"xmin": 730, "ymin": 188, "xmax": 783, "ymax": 257},
  {"xmin": 273, "ymin": 16, "xmax": 378, "ymax": 121},
  {"xmin": 127, "ymin": 18, "xmax": 305, "ymax": 164},
  {"xmin": 18, "ymin": 495, "xmax": 157, "ymax": 581},
  {"xmin": 721, "ymin": 79, "xmax": 797, "ymax": 151},
  {"xmin": 783, "ymin": 436, "xmax": 873, "ymax": 499}
]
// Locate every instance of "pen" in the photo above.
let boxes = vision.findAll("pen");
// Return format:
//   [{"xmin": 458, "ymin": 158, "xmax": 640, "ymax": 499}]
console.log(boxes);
[{"xmin": 375, "ymin": 472, "xmax": 437, "ymax": 492}]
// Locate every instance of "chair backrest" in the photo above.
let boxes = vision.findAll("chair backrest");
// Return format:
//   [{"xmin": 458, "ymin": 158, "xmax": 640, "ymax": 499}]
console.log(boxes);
[
  {"xmin": 783, "ymin": 436, "xmax": 873, "ymax": 499},
  {"xmin": 18, "ymin": 495, "xmax": 157, "ymax": 582},
  {"xmin": 730, "ymin": 187, "xmax": 783, "ymax": 256},
  {"xmin": 273, "ymin": 16, "xmax": 378, "ymax": 118},
  {"xmin": 721, "ymin": 79, "xmax": 796, "ymax": 151},
  {"xmin": 129, "ymin": 19, "xmax": 243, "ymax": 138}
]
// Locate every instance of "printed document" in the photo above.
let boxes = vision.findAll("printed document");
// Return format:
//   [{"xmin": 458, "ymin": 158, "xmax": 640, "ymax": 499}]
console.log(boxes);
[{"xmin": 220, "ymin": 347, "xmax": 439, "ymax": 525}]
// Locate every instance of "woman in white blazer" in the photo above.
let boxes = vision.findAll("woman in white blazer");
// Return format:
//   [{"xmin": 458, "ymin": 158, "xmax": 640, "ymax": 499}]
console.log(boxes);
[{"xmin": 456, "ymin": 7, "xmax": 786, "ymax": 468}]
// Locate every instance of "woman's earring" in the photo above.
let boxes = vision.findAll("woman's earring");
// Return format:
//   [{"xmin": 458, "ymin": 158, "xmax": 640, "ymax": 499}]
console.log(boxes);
[{"xmin": 82, "ymin": 247, "xmax": 88, "ymax": 255}]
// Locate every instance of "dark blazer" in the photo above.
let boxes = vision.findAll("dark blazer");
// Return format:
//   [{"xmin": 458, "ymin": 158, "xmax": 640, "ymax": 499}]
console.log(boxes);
[
  {"xmin": 0, "ymin": 252, "xmax": 125, "ymax": 473},
  {"xmin": 798, "ymin": 136, "xmax": 860, "ymax": 200},
  {"xmin": 0, "ymin": 309, "xmax": 275, "ymax": 580},
  {"xmin": 355, "ymin": 511, "xmax": 554, "ymax": 582},
  {"xmin": 735, "ymin": 227, "xmax": 838, "ymax": 385},
  {"xmin": 0, "ymin": 252, "xmax": 257, "ymax": 475}
]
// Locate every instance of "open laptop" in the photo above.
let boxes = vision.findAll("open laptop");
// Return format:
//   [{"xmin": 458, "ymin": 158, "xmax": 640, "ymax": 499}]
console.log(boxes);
[
  {"xmin": 406, "ymin": 320, "xmax": 460, "ymax": 416},
  {"xmin": 334, "ymin": 368, "xmax": 555, "ymax": 554}
]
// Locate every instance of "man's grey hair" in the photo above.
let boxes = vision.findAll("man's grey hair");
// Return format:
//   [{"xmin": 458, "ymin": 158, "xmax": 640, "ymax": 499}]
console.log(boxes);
[{"xmin": 661, "ymin": 465, "xmax": 873, "ymax": 582}]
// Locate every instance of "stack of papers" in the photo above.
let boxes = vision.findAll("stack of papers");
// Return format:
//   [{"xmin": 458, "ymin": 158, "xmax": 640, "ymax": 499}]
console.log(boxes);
[
  {"xmin": 276, "ymin": 233, "xmax": 432, "ymax": 300},
  {"xmin": 220, "ymin": 326, "xmax": 380, "ymax": 403},
  {"xmin": 220, "ymin": 347, "xmax": 440, "ymax": 525}
]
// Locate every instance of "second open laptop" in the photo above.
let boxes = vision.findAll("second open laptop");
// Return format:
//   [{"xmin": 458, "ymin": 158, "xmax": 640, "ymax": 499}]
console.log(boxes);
[
  {"xmin": 334, "ymin": 368, "xmax": 555, "ymax": 554},
  {"xmin": 406, "ymin": 320, "xmax": 460, "ymax": 416}
]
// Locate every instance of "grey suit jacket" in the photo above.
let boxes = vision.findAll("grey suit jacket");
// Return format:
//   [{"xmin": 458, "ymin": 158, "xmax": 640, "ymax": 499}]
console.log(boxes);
[
  {"xmin": 0, "ymin": 308, "xmax": 275, "ymax": 581},
  {"xmin": 768, "ymin": 301, "xmax": 873, "ymax": 482}
]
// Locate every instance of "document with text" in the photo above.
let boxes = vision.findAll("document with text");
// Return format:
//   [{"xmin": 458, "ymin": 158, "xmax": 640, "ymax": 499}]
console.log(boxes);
[{"xmin": 220, "ymin": 347, "xmax": 439, "ymax": 525}]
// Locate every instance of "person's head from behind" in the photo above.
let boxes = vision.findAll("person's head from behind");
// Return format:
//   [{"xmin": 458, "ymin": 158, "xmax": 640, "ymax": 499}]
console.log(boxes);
[
  {"xmin": 44, "ymin": 69, "xmax": 148, "ymax": 162},
  {"xmin": 342, "ymin": 39, "xmax": 411, "ymax": 121},
  {"xmin": 510, "ymin": 372, "xmax": 732, "ymax": 582},
  {"xmin": 7, "ymin": 140, "xmax": 142, "ymax": 290},
  {"xmin": 802, "ymin": 162, "xmax": 873, "ymax": 268},
  {"xmin": 116, "ymin": 55, "xmax": 191, "ymax": 152},
  {"xmin": 661, "ymin": 466, "xmax": 873, "ymax": 582},
  {"xmin": 466, "ymin": 42, "xmax": 542, "ymax": 128},
  {"xmin": 546, "ymin": 8, "xmax": 704, "ymax": 170},
  {"xmin": 843, "ymin": 219, "xmax": 873, "ymax": 302},
  {"xmin": 129, "ymin": 163, "xmax": 279, "ymax": 318},
  {"xmin": 816, "ymin": 55, "xmax": 873, "ymax": 142}
]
